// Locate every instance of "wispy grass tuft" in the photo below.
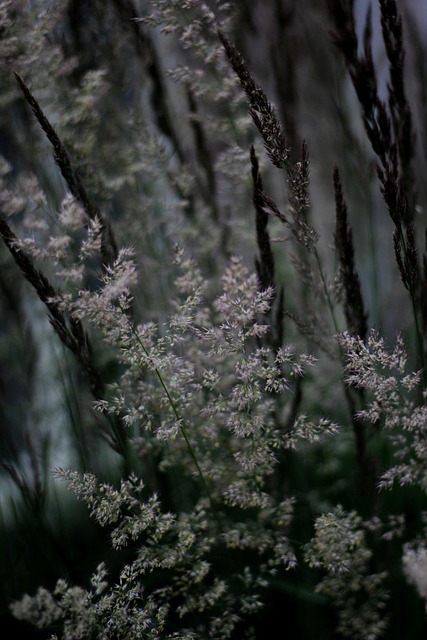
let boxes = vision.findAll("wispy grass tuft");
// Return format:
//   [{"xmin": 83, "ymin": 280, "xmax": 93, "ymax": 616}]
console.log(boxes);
[{"xmin": 2, "ymin": 2, "xmax": 427, "ymax": 639}]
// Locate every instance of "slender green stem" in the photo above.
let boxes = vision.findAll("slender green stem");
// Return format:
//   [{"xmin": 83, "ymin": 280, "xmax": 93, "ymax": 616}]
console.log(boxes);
[
  {"xmin": 397, "ymin": 227, "xmax": 426, "ymax": 386},
  {"xmin": 125, "ymin": 314, "xmax": 216, "ymax": 511},
  {"xmin": 311, "ymin": 243, "xmax": 369, "ymax": 479},
  {"xmin": 312, "ymin": 246, "xmax": 340, "ymax": 335},
  {"xmin": 153, "ymin": 363, "xmax": 215, "ymax": 508}
]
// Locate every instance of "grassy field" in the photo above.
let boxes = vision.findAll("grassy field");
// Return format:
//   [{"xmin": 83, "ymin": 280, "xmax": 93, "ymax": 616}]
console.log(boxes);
[{"xmin": 1, "ymin": 1, "xmax": 427, "ymax": 638}]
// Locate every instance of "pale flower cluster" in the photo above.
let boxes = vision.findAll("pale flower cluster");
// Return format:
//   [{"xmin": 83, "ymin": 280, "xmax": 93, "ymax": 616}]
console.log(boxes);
[
  {"xmin": 304, "ymin": 506, "xmax": 389, "ymax": 640},
  {"xmin": 402, "ymin": 544, "xmax": 427, "ymax": 609},
  {"xmin": 9, "ymin": 230, "xmax": 336, "ymax": 637},
  {"xmin": 338, "ymin": 330, "xmax": 427, "ymax": 492}
]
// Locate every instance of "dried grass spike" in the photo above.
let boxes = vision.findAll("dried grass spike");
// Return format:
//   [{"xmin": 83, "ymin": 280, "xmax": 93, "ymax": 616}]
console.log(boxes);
[
  {"xmin": 14, "ymin": 73, "xmax": 118, "ymax": 268},
  {"xmin": 251, "ymin": 145, "xmax": 276, "ymax": 293},
  {"xmin": 0, "ymin": 216, "xmax": 104, "ymax": 399},
  {"xmin": 333, "ymin": 166, "xmax": 368, "ymax": 340},
  {"xmin": 218, "ymin": 30, "xmax": 289, "ymax": 169}
]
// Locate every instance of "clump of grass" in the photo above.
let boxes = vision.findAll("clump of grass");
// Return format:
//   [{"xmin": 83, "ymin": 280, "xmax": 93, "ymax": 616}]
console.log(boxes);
[{"xmin": 2, "ymin": 1, "xmax": 427, "ymax": 639}]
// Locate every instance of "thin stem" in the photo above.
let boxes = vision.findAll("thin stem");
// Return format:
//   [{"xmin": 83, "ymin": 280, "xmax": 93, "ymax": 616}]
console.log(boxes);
[
  {"xmin": 397, "ymin": 227, "xmax": 426, "ymax": 384},
  {"xmin": 125, "ymin": 313, "xmax": 216, "ymax": 511},
  {"xmin": 311, "ymin": 242, "xmax": 371, "ymax": 490},
  {"xmin": 312, "ymin": 246, "xmax": 340, "ymax": 336}
]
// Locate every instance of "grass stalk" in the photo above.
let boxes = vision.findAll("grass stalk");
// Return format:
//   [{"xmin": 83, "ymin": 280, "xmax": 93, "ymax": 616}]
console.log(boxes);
[{"xmin": 125, "ymin": 313, "xmax": 216, "ymax": 512}]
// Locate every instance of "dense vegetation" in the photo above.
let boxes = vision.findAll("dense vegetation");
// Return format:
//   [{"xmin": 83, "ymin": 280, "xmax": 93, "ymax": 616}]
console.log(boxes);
[{"xmin": 1, "ymin": 1, "xmax": 427, "ymax": 638}]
